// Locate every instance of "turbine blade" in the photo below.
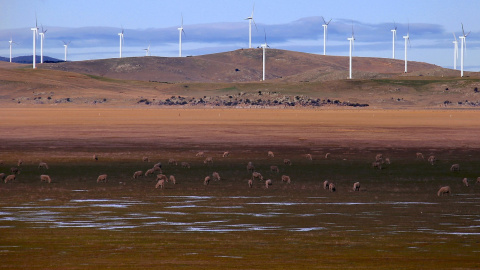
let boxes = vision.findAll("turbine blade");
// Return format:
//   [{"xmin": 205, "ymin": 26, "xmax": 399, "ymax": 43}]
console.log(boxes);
[
  {"xmin": 253, "ymin": 18, "xmax": 258, "ymax": 32},
  {"xmin": 466, "ymin": 31, "xmax": 471, "ymax": 37},
  {"xmin": 452, "ymin": 32, "xmax": 457, "ymax": 41},
  {"xmin": 321, "ymin": 16, "xmax": 326, "ymax": 25},
  {"xmin": 327, "ymin": 18, "xmax": 332, "ymax": 25},
  {"xmin": 252, "ymin": 3, "xmax": 255, "ymax": 17},
  {"xmin": 461, "ymin": 23, "xmax": 465, "ymax": 36}
]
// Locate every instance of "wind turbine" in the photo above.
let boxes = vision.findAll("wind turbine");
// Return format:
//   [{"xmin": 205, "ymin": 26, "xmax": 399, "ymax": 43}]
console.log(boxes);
[
  {"xmin": 347, "ymin": 25, "xmax": 355, "ymax": 79},
  {"xmin": 452, "ymin": 33, "xmax": 458, "ymax": 70},
  {"xmin": 260, "ymin": 29, "xmax": 270, "ymax": 81},
  {"xmin": 459, "ymin": 23, "xmax": 470, "ymax": 77},
  {"xmin": 9, "ymin": 37, "xmax": 18, "ymax": 63},
  {"xmin": 39, "ymin": 25, "xmax": 47, "ymax": 63},
  {"xmin": 31, "ymin": 16, "xmax": 39, "ymax": 69},
  {"xmin": 403, "ymin": 24, "xmax": 411, "ymax": 73},
  {"xmin": 321, "ymin": 16, "xmax": 332, "ymax": 55},
  {"xmin": 178, "ymin": 14, "xmax": 186, "ymax": 57},
  {"xmin": 118, "ymin": 27, "xmax": 124, "ymax": 58},
  {"xmin": 63, "ymin": 41, "xmax": 71, "ymax": 62},
  {"xmin": 245, "ymin": 4, "xmax": 257, "ymax": 49},
  {"xmin": 143, "ymin": 44, "xmax": 151, "ymax": 56},
  {"xmin": 391, "ymin": 22, "xmax": 397, "ymax": 59}
]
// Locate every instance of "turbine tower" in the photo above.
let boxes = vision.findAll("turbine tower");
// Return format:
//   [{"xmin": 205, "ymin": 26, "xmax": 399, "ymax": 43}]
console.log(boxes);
[
  {"xmin": 403, "ymin": 24, "xmax": 410, "ymax": 73},
  {"xmin": 452, "ymin": 33, "xmax": 458, "ymax": 70},
  {"xmin": 9, "ymin": 37, "xmax": 18, "ymax": 63},
  {"xmin": 143, "ymin": 44, "xmax": 151, "ymax": 56},
  {"xmin": 245, "ymin": 4, "xmax": 257, "ymax": 49},
  {"xmin": 260, "ymin": 29, "xmax": 269, "ymax": 81},
  {"xmin": 31, "ymin": 16, "xmax": 39, "ymax": 69},
  {"xmin": 459, "ymin": 23, "xmax": 470, "ymax": 77},
  {"xmin": 321, "ymin": 16, "xmax": 332, "ymax": 55},
  {"xmin": 347, "ymin": 26, "xmax": 355, "ymax": 79},
  {"xmin": 39, "ymin": 25, "xmax": 47, "ymax": 64},
  {"xmin": 391, "ymin": 22, "xmax": 397, "ymax": 59},
  {"xmin": 178, "ymin": 14, "xmax": 186, "ymax": 57},
  {"xmin": 63, "ymin": 41, "xmax": 71, "ymax": 62},
  {"xmin": 118, "ymin": 28, "xmax": 124, "ymax": 58}
]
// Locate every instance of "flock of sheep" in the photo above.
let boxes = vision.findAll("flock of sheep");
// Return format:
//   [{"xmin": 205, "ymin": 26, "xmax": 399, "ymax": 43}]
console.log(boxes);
[{"xmin": 1, "ymin": 151, "xmax": 478, "ymax": 197}]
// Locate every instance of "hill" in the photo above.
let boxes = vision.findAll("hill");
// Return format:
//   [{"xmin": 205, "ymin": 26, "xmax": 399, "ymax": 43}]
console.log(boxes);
[{"xmin": 0, "ymin": 55, "xmax": 64, "ymax": 64}]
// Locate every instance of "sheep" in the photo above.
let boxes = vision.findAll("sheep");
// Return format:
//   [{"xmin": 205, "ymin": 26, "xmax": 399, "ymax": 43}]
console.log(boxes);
[
  {"xmin": 222, "ymin": 151, "xmax": 230, "ymax": 158},
  {"xmin": 4, "ymin": 174, "xmax": 16, "ymax": 183},
  {"xmin": 10, "ymin": 167, "xmax": 19, "ymax": 175},
  {"xmin": 281, "ymin": 175, "xmax": 291, "ymax": 184},
  {"xmin": 17, "ymin": 159, "xmax": 23, "ymax": 166},
  {"xmin": 168, "ymin": 158, "xmax": 178, "ymax": 166},
  {"xmin": 155, "ymin": 179, "xmax": 165, "ymax": 189},
  {"xmin": 325, "ymin": 153, "xmax": 331, "ymax": 159},
  {"xmin": 462, "ymin": 178, "xmax": 469, "ymax": 187},
  {"xmin": 375, "ymin": 154, "xmax": 383, "ymax": 162},
  {"xmin": 212, "ymin": 172, "xmax": 221, "ymax": 181},
  {"xmin": 477, "ymin": 177, "xmax": 480, "ymax": 184},
  {"xmin": 268, "ymin": 151, "xmax": 275, "ymax": 158},
  {"xmin": 38, "ymin": 162, "xmax": 49, "ymax": 169},
  {"xmin": 305, "ymin": 154, "xmax": 313, "ymax": 160},
  {"xmin": 133, "ymin": 171, "xmax": 143, "ymax": 179},
  {"xmin": 437, "ymin": 186, "xmax": 451, "ymax": 196},
  {"xmin": 40, "ymin": 174, "xmax": 51, "ymax": 183},
  {"xmin": 283, "ymin": 159, "xmax": 292, "ymax": 166},
  {"xmin": 265, "ymin": 179, "xmax": 272, "ymax": 188},
  {"xmin": 156, "ymin": 174, "xmax": 168, "ymax": 182},
  {"xmin": 427, "ymin": 155, "xmax": 436, "ymax": 165},
  {"xmin": 97, "ymin": 174, "xmax": 108, "ymax": 183},
  {"xmin": 204, "ymin": 157, "xmax": 213, "ymax": 165},
  {"xmin": 154, "ymin": 162, "xmax": 162, "ymax": 169},
  {"xmin": 270, "ymin": 165, "xmax": 279, "ymax": 173},
  {"xmin": 169, "ymin": 175, "xmax": 176, "ymax": 184},
  {"xmin": 252, "ymin": 172, "xmax": 263, "ymax": 181},
  {"xmin": 247, "ymin": 162, "xmax": 255, "ymax": 172},
  {"xmin": 0, "ymin": 173, "xmax": 5, "ymax": 181},
  {"xmin": 204, "ymin": 176, "xmax": 211, "ymax": 186},
  {"xmin": 416, "ymin": 152, "xmax": 424, "ymax": 160},
  {"xmin": 323, "ymin": 180, "xmax": 330, "ymax": 190},
  {"xmin": 328, "ymin": 182, "xmax": 336, "ymax": 192},
  {"xmin": 181, "ymin": 162, "xmax": 191, "ymax": 168},
  {"xmin": 93, "ymin": 154, "xmax": 98, "ymax": 161},
  {"xmin": 196, "ymin": 151, "xmax": 205, "ymax": 157},
  {"xmin": 153, "ymin": 166, "xmax": 162, "ymax": 173},
  {"xmin": 143, "ymin": 156, "xmax": 150, "ymax": 162},
  {"xmin": 372, "ymin": 161, "xmax": 382, "ymax": 170},
  {"xmin": 353, "ymin": 182, "xmax": 360, "ymax": 191},
  {"xmin": 384, "ymin": 158, "xmax": 391, "ymax": 165},
  {"xmin": 145, "ymin": 168, "xmax": 155, "ymax": 176},
  {"xmin": 248, "ymin": 179, "xmax": 253, "ymax": 188},
  {"xmin": 450, "ymin": 164, "xmax": 460, "ymax": 172}
]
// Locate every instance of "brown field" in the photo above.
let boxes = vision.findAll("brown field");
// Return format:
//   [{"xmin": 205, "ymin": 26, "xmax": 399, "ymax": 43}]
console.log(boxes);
[{"xmin": 1, "ymin": 108, "xmax": 480, "ymax": 269}]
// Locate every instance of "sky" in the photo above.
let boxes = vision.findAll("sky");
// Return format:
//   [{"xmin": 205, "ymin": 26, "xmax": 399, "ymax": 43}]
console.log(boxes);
[{"xmin": 0, "ymin": 0, "xmax": 479, "ymax": 71}]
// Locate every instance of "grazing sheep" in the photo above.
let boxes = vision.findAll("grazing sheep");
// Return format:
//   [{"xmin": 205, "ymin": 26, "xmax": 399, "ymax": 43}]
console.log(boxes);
[
  {"xmin": 305, "ymin": 154, "xmax": 313, "ymax": 160},
  {"xmin": 155, "ymin": 179, "xmax": 165, "ymax": 189},
  {"xmin": 181, "ymin": 162, "xmax": 191, "ymax": 168},
  {"xmin": 353, "ymin": 182, "xmax": 360, "ymax": 191},
  {"xmin": 40, "ymin": 174, "xmax": 51, "ymax": 183},
  {"xmin": 375, "ymin": 154, "xmax": 383, "ymax": 161},
  {"xmin": 212, "ymin": 172, "xmax": 221, "ymax": 181},
  {"xmin": 0, "ymin": 173, "xmax": 5, "ymax": 181},
  {"xmin": 17, "ymin": 159, "xmax": 23, "ymax": 166},
  {"xmin": 169, "ymin": 175, "xmax": 176, "ymax": 185},
  {"xmin": 462, "ymin": 178, "xmax": 469, "ymax": 187},
  {"xmin": 437, "ymin": 186, "xmax": 451, "ymax": 196},
  {"xmin": 416, "ymin": 152, "xmax": 424, "ymax": 160},
  {"xmin": 270, "ymin": 165, "xmax": 279, "ymax": 173},
  {"xmin": 248, "ymin": 179, "xmax": 253, "ymax": 188},
  {"xmin": 93, "ymin": 154, "xmax": 98, "ymax": 161},
  {"xmin": 283, "ymin": 159, "xmax": 292, "ymax": 166},
  {"xmin": 428, "ymin": 155, "xmax": 436, "ymax": 165},
  {"xmin": 168, "ymin": 158, "xmax": 178, "ymax": 166},
  {"xmin": 204, "ymin": 157, "xmax": 213, "ymax": 165},
  {"xmin": 145, "ymin": 168, "xmax": 155, "ymax": 176},
  {"xmin": 196, "ymin": 151, "xmax": 205, "ymax": 157},
  {"xmin": 143, "ymin": 157, "xmax": 150, "ymax": 162},
  {"xmin": 323, "ymin": 180, "xmax": 330, "ymax": 190},
  {"xmin": 154, "ymin": 162, "xmax": 162, "ymax": 168},
  {"xmin": 384, "ymin": 158, "xmax": 391, "ymax": 165},
  {"xmin": 156, "ymin": 174, "xmax": 168, "ymax": 182},
  {"xmin": 477, "ymin": 177, "xmax": 480, "ymax": 184},
  {"xmin": 38, "ymin": 162, "xmax": 49, "ymax": 169},
  {"xmin": 97, "ymin": 174, "xmax": 108, "ymax": 183},
  {"xmin": 265, "ymin": 179, "xmax": 272, "ymax": 188},
  {"xmin": 204, "ymin": 176, "xmax": 211, "ymax": 186},
  {"xmin": 281, "ymin": 175, "xmax": 291, "ymax": 184},
  {"xmin": 450, "ymin": 164, "xmax": 460, "ymax": 172},
  {"xmin": 222, "ymin": 151, "xmax": 230, "ymax": 158},
  {"xmin": 153, "ymin": 166, "xmax": 162, "ymax": 173},
  {"xmin": 133, "ymin": 171, "xmax": 143, "ymax": 179},
  {"xmin": 328, "ymin": 182, "xmax": 336, "ymax": 192},
  {"xmin": 372, "ymin": 161, "xmax": 382, "ymax": 170},
  {"xmin": 268, "ymin": 151, "xmax": 275, "ymax": 158},
  {"xmin": 252, "ymin": 172, "xmax": 263, "ymax": 181},
  {"xmin": 325, "ymin": 153, "xmax": 331, "ymax": 159},
  {"xmin": 247, "ymin": 162, "xmax": 255, "ymax": 172},
  {"xmin": 10, "ymin": 167, "xmax": 19, "ymax": 175},
  {"xmin": 4, "ymin": 174, "xmax": 16, "ymax": 183}
]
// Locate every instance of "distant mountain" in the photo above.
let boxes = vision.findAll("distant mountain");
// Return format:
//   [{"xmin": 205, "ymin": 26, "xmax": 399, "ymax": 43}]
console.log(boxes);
[{"xmin": 0, "ymin": 55, "xmax": 64, "ymax": 64}]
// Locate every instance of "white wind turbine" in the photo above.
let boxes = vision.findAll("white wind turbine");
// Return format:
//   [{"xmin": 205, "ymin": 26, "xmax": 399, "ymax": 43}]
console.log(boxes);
[
  {"xmin": 143, "ymin": 44, "xmax": 151, "ymax": 56},
  {"xmin": 9, "ymin": 37, "xmax": 18, "ymax": 63},
  {"xmin": 403, "ymin": 24, "xmax": 411, "ymax": 73},
  {"xmin": 31, "ymin": 16, "xmax": 39, "ymax": 69},
  {"xmin": 39, "ymin": 25, "xmax": 47, "ymax": 63},
  {"xmin": 118, "ymin": 27, "xmax": 124, "ymax": 58},
  {"xmin": 321, "ymin": 16, "xmax": 332, "ymax": 55},
  {"xmin": 245, "ymin": 4, "xmax": 257, "ymax": 49},
  {"xmin": 452, "ymin": 33, "xmax": 458, "ymax": 70},
  {"xmin": 260, "ymin": 29, "xmax": 270, "ymax": 81},
  {"xmin": 63, "ymin": 41, "xmax": 71, "ymax": 62},
  {"xmin": 347, "ymin": 26, "xmax": 355, "ymax": 79},
  {"xmin": 391, "ymin": 22, "xmax": 397, "ymax": 59},
  {"xmin": 459, "ymin": 23, "xmax": 470, "ymax": 77},
  {"xmin": 178, "ymin": 14, "xmax": 186, "ymax": 57}
]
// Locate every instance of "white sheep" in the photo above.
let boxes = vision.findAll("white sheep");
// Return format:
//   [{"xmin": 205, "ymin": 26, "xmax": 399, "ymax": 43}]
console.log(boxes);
[
  {"xmin": 17, "ymin": 159, "xmax": 23, "ymax": 166},
  {"xmin": 325, "ymin": 153, "xmax": 331, "ymax": 159},
  {"xmin": 143, "ymin": 156, "xmax": 150, "ymax": 162},
  {"xmin": 265, "ymin": 179, "xmax": 272, "ymax": 188},
  {"xmin": 353, "ymin": 182, "xmax": 360, "ymax": 191},
  {"xmin": 155, "ymin": 174, "xmax": 168, "ymax": 189},
  {"xmin": 40, "ymin": 174, "xmax": 51, "ymax": 183},
  {"xmin": 270, "ymin": 165, "xmax": 279, "ymax": 173},
  {"xmin": 450, "ymin": 164, "xmax": 460, "ymax": 172},
  {"xmin": 169, "ymin": 175, "xmax": 176, "ymax": 184},
  {"xmin": 328, "ymin": 182, "xmax": 336, "ymax": 192},
  {"xmin": 204, "ymin": 157, "xmax": 213, "ymax": 165},
  {"xmin": 93, "ymin": 154, "xmax": 98, "ymax": 161},
  {"xmin": 10, "ymin": 167, "xmax": 19, "ymax": 175},
  {"xmin": 248, "ymin": 179, "xmax": 253, "ymax": 188},
  {"xmin": 222, "ymin": 151, "xmax": 230, "ymax": 158},
  {"xmin": 375, "ymin": 154, "xmax": 383, "ymax": 161},
  {"xmin": 281, "ymin": 175, "xmax": 291, "ymax": 184},
  {"xmin": 462, "ymin": 178, "xmax": 469, "ymax": 187},
  {"xmin": 252, "ymin": 172, "xmax": 263, "ymax": 181},
  {"xmin": 38, "ymin": 162, "xmax": 49, "ymax": 169},
  {"xmin": 305, "ymin": 154, "xmax": 313, "ymax": 160},
  {"xmin": 268, "ymin": 151, "xmax": 275, "ymax": 158},
  {"xmin": 0, "ymin": 173, "xmax": 5, "ymax": 182},
  {"xmin": 153, "ymin": 166, "xmax": 162, "ymax": 173},
  {"xmin": 212, "ymin": 172, "xmax": 221, "ymax": 181},
  {"xmin": 133, "ymin": 171, "xmax": 143, "ymax": 179},
  {"xmin": 97, "ymin": 174, "xmax": 108, "ymax": 183},
  {"xmin": 196, "ymin": 151, "xmax": 205, "ymax": 157},
  {"xmin": 437, "ymin": 186, "xmax": 451, "ymax": 196},
  {"xmin": 4, "ymin": 174, "xmax": 16, "ymax": 183},
  {"xmin": 323, "ymin": 180, "xmax": 330, "ymax": 190},
  {"xmin": 154, "ymin": 162, "xmax": 162, "ymax": 168},
  {"xmin": 247, "ymin": 162, "xmax": 255, "ymax": 172},
  {"xmin": 428, "ymin": 155, "xmax": 436, "ymax": 165},
  {"xmin": 384, "ymin": 158, "xmax": 391, "ymax": 165},
  {"xmin": 283, "ymin": 159, "xmax": 292, "ymax": 166},
  {"xmin": 168, "ymin": 158, "xmax": 178, "ymax": 166},
  {"xmin": 416, "ymin": 152, "xmax": 424, "ymax": 160},
  {"xmin": 372, "ymin": 161, "xmax": 382, "ymax": 170},
  {"xmin": 181, "ymin": 162, "xmax": 191, "ymax": 168},
  {"xmin": 204, "ymin": 176, "xmax": 211, "ymax": 186}
]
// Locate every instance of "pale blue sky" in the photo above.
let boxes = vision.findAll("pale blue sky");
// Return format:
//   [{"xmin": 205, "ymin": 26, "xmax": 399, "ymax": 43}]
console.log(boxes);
[{"xmin": 1, "ymin": 0, "xmax": 478, "ymax": 70}]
